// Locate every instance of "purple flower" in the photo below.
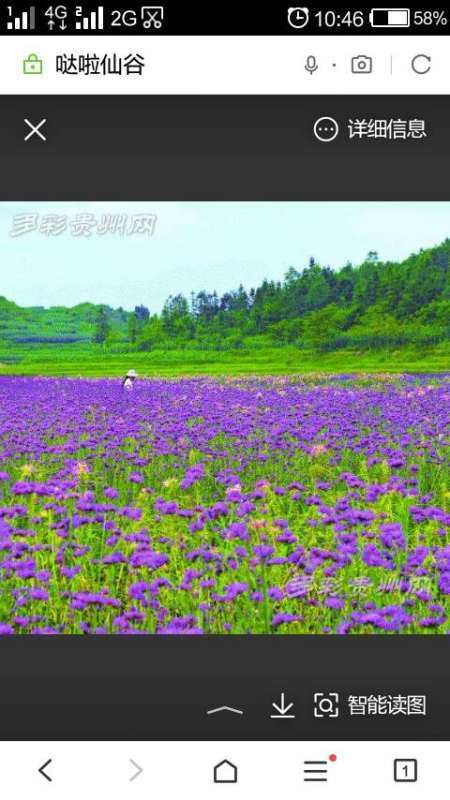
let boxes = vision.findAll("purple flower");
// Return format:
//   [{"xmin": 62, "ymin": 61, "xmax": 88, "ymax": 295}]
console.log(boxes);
[
  {"xmin": 253, "ymin": 545, "xmax": 275, "ymax": 561},
  {"xmin": 130, "ymin": 550, "xmax": 169, "ymax": 570},
  {"xmin": 379, "ymin": 523, "xmax": 406, "ymax": 550},
  {"xmin": 61, "ymin": 565, "xmax": 81, "ymax": 578},
  {"xmin": 271, "ymin": 613, "xmax": 300, "ymax": 628},
  {"xmin": 0, "ymin": 623, "xmax": 14, "ymax": 635},
  {"xmin": 0, "ymin": 372, "xmax": 445, "ymax": 635},
  {"xmin": 128, "ymin": 472, "xmax": 144, "ymax": 484},
  {"xmin": 325, "ymin": 597, "xmax": 345, "ymax": 610}
]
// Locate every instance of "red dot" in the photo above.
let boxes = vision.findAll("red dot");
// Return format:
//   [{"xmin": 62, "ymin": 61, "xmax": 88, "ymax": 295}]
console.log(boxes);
[{"xmin": 329, "ymin": 754, "xmax": 337, "ymax": 762}]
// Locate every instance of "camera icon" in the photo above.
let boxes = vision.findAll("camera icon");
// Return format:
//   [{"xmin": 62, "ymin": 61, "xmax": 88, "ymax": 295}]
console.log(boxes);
[
  {"xmin": 351, "ymin": 54, "xmax": 373, "ymax": 74},
  {"xmin": 313, "ymin": 692, "xmax": 340, "ymax": 718}
]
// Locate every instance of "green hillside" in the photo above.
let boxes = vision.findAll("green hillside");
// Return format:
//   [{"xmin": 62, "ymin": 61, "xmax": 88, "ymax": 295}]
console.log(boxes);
[
  {"xmin": 0, "ymin": 297, "xmax": 128, "ymax": 345},
  {"xmin": 0, "ymin": 237, "xmax": 449, "ymax": 375}
]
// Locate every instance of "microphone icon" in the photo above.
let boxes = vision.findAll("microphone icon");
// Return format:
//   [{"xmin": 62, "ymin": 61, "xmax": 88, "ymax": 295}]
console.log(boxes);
[{"xmin": 305, "ymin": 55, "xmax": 318, "ymax": 74}]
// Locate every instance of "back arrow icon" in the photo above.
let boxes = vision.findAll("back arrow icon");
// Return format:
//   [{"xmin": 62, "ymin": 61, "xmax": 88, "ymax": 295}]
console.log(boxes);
[
  {"xmin": 38, "ymin": 759, "xmax": 52, "ymax": 782},
  {"xmin": 270, "ymin": 692, "xmax": 295, "ymax": 719},
  {"xmin": 129, "ymin": 759, "xmax": 143, "ymax": 782}
]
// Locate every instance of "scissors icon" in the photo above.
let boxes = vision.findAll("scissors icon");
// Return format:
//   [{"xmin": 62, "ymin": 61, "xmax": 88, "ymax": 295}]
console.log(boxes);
[{"xmin": 142, "ymin": 6, "xmax": 164, "ymax": 29}]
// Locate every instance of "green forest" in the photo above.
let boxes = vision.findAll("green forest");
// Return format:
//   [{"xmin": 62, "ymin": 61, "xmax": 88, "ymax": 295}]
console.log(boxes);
[{"xmin": 1, "ymin": 238, "xmax": 449, "ymax": 375}]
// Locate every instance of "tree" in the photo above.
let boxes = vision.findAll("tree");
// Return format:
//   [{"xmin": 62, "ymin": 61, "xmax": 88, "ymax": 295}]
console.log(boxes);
[
  {"xmin": 128, "ymin": 313, "xmax": 138, "ymax": 344},
  {"xmin": 304, "ymin": 264, "xmax": 330, "ymax": 311},
  {"xmin": 161, "ymin": 294, "xmax": 194, "ymax": 341},
  {"xmin": 302, "ymin": 305, "xmax": 347, "ymax": 350},
  {"xmin": 88, "ymin": 236, "xmax": 449, "ymax": 354},
  {"xmin": 135, "ymin": 305, "xmax": 150, "ymax": 322},
  {"xmin": 137, "ymin": 316, "xmax": 166, "ymax": 350},
  {"xmin": 93, "ymin": 307, "xmax": 110, "ymax": 344}
]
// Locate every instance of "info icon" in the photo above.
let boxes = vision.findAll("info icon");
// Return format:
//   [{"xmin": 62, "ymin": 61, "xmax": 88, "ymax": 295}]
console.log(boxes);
[{"xmin": 313, "ymin": 116, "xmax": 339, "ymax": 142}]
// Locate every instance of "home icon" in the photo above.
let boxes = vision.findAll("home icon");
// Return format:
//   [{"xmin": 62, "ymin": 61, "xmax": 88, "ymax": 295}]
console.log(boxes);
[{"xmin": 213, "ymin": 759, "xmax": 238, "ymax": 784}]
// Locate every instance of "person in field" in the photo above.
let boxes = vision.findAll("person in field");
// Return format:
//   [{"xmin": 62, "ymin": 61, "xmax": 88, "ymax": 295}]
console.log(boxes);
[{"xmin": 122, "ymin": 369, "xmax": 138, "ymax": 391}]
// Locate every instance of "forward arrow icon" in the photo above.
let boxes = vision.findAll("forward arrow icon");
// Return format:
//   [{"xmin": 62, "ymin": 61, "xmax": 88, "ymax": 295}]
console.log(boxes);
[{"xmin": 129, "ymin": 759, "xmax": 143, "ymax": 782}]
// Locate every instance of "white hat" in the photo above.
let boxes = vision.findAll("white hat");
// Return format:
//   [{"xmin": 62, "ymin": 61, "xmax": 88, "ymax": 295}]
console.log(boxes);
[{"xmin": 126, "ymin": 369, "xmax": 138, "ymax": 378}]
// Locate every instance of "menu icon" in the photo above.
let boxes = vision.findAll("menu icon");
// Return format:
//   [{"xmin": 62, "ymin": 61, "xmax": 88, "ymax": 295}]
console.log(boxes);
[{"xmin": 303, "ymin": 754, "xmax": 337, "ymax": 782}]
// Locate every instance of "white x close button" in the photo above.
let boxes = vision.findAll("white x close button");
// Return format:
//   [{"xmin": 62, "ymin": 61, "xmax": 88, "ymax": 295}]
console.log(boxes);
[{"xmin": 24, "ymin": 118, "xmax": 47, "ymax": 142}]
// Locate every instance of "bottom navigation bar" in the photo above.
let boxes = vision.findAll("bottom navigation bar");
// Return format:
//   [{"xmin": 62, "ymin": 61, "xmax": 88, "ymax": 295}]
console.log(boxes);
[{"xmin": 3, "ymin": 741, "xmax": 447, "ymax": 799}]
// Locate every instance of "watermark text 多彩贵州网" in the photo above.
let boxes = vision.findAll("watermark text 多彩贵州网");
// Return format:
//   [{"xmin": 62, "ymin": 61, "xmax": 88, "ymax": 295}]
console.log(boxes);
[{"xmin": 9, "ymin": 213, "xmax": 157, "ymax": 238}]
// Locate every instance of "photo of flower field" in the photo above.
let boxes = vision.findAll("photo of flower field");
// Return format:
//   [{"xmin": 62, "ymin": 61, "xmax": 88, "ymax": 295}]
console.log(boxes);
[{"xmin": 0, "ymin": 202, "xmax": 448, "ymax": 634}]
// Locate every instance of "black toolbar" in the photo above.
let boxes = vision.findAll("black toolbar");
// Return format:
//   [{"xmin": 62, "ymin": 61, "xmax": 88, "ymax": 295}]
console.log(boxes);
[
  {"xmin": 0, "ymin": 4, "xmax": 448, "ymax": 35},
  {"xmin": 0, "ymin": 635, "xmax": 447, "ymax": 740}
]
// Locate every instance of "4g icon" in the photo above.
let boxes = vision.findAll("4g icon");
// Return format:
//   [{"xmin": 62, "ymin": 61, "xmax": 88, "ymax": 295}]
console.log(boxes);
[{"xmin": 44, "ymin": 5, "xmax": 68, "ymax": 31}]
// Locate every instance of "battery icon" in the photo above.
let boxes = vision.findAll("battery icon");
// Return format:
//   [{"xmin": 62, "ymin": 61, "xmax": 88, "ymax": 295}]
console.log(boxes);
[{"xmin": 370, "ymin": 8, "xmax": 410, "ymax": 27}]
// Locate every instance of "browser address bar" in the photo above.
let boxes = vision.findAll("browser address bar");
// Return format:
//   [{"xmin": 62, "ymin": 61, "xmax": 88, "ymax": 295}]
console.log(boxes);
[{"xmin": 0, "ymin": 36, "xmax": 446, "ymax": 93}]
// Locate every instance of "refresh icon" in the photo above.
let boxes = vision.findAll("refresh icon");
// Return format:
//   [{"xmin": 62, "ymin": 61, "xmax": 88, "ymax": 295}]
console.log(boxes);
[{"xmin": 411, "ymin": 54, "xmax": 431, "ymax": 75}]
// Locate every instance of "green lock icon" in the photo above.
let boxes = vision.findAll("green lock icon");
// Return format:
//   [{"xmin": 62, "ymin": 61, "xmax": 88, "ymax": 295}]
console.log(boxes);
[{"xmin": 23, "ymin": 54, "xmax": 43, "ymax": 75}]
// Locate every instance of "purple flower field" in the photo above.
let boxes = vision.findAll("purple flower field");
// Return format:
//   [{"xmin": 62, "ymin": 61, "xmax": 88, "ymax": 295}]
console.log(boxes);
[{"xmin": 0, "ymin": 374, "xmax": 448, "ymax": 635}]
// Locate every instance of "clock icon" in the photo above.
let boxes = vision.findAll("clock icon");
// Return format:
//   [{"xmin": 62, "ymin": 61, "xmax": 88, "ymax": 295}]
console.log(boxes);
[{"xmin": 287, "ymin": 6, "xmax": 310, "ymax": 29}]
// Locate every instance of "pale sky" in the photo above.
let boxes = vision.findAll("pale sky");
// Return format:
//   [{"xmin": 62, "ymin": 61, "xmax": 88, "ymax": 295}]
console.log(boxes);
[{"xmin": 1, "ymin": 201, "xmax": 449, "ymax": 312}]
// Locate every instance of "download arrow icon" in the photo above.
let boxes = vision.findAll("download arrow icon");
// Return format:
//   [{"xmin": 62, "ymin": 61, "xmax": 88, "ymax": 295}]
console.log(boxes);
[{"xmin": 270, "ymin": 692, "xmax": 295, "ymax": 719}]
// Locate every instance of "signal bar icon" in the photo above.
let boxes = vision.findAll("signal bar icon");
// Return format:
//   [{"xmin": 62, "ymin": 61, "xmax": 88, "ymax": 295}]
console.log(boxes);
[
  {"xmin": 75, "ymin": 6, "xmax": 104, "ymax": 30},
  {"xmin": 7, "ymin": 6, "xmax": 36, "ymax": 30}
]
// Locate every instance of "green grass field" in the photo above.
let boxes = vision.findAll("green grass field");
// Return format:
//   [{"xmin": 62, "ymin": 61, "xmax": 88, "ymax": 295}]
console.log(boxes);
[{"xmin": 0, "ymin": 343, "xmax": 448, "ymax": 377}]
